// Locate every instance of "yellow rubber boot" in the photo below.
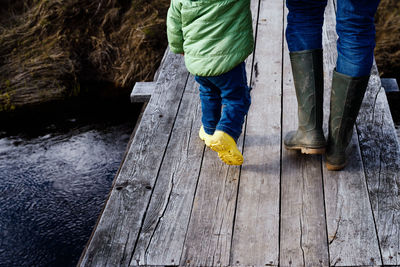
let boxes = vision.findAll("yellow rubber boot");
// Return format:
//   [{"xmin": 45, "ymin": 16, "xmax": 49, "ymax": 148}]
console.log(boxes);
[
  {"xmin": 199, "ymin": 125, "xmax": 212, "ymax": 147},
  {"xmin": 209, "ymin": 130, "xmax": 243, "ymax": 165}
]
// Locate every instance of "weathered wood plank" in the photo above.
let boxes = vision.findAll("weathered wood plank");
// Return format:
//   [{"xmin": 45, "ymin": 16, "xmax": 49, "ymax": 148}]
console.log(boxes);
[
  {"xmin": 322, "ymin": 132, "xmax": 381, "ymax": 266},
  {"xmin": 244, "ymin": 0, "xmax": 261, "ymax": 83},
  {"xmin": 131, "ymin": 82, "xmax": 156, "ymax": 103},
  {"xmin": 153, "ymin": 47, "xmax": 170, "ymax": 82},
  {"xmin": 381, "ymin": 78, "xmax": 399, "ymax": 92},
  {"xmin": 78, "ymin": 51, "xmax": 189, "ymax": 267},
  {"xmin": 179, "ymin": 137, "xmax": 244, "ymax": 266},
  {"xmin": 321, "ymin": 0, "xmax": 382, "ymax": 265},
  {"xmin": 357, "ymin": 65, "xmax": 400, "ymax": 265},
  {"xmin": 177, "ymin": 0, "xmax": 261, "ymax": 265},
  {"xmin": 131, "ymin": 0, "xmax": 263, "ymax": 263},
  {"xmin": 230, "ymin": 0, "xmax": 283, "ymax": 265},
  {"xmin": 279, "ymin": 7, "xmax": 329, "ymax": 266},
  {"xmin": 129, "ymin": 75, "xmax": 205, "ymax": 266}
]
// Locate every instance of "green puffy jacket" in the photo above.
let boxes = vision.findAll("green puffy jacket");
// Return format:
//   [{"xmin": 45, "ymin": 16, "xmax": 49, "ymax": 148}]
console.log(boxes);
[{"xmin": 167, "ymin": 0, "xmax": 254, "ymax": 77}]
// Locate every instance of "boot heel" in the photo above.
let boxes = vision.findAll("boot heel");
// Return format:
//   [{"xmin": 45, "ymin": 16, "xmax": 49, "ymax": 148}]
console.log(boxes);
[
  {"xmin": 300, "ymin": 147, "xmax": 326, "ymax": 155},
  {"xmin": 285, "ymin": 50, "xmax": 326, "ymax": 157},
  {"xmin": 326, "ymin": 161, "xmax": 346, "ymax": 171}
]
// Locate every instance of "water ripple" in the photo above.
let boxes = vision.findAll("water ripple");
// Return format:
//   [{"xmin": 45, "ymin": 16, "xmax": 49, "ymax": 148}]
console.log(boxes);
[{"xmin": 0, "ymin": 122, "xmax": 133, "ymax": 267}]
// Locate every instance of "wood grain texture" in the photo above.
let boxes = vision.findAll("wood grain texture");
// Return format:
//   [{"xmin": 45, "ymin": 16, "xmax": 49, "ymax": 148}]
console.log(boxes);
[
  {"xmin": 78, "ymin": 0, "xmax": 400, "ymax": 264},
  {"xmin": 78, "ymin": 51, "xmax": 189, "ymax": 267},
  {"xmin": 230, "ymin": 0, "xmax": 283, "ymax": 265},
  {"xmin": 179, "ymin": 136, "xmax": 244, "ymax": 267},
  {"xmin": 179, "ymin": 0, "xmax": 261, "ymax": 265},
  {"xmin": 322, "ymin": 132, "xmax": 381, "ymax": 266},
  {"xmin": 131, "ymin": 82, "xmax": 156, "ymax": 103},
  {"xmin": 381, "ymin": 78, "xmax": 399, "ymax": 92},
  {"xmin": 132, "ymin": 0, "xmax": 262, "ymax": 263},
  {"xmin": 130, "ymin": 76, "xmax": 205, "ymax": 266},
  {"xmin": 244, "ymin": 0, "xmax": 261, "ymax": 83},
  {"xmin": 279, "ymin": 8, "xmax": 329, "ymax": 266},
  {"xmin": 153, "ymin": 47, "xmax": 170, "ymax": 82},
  {"xmin": 321, "ymin": 0, "xmax": 382, "ymax": 265},
  {"xmin": 356, "ymin": 65, "xmax": 400, "ymax": 265}
]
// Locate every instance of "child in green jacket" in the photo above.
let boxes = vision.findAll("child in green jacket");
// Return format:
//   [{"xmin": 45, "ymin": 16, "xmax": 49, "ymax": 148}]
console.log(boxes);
[{"xmin": 167, "ymin": 0, "xmax": 254, "ymax": 165}]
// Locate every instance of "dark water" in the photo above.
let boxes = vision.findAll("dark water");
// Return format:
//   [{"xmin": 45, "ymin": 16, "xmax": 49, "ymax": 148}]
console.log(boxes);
[{"xmin": 0, "ymin": 100, "xmax": 142, "ymax": 267}]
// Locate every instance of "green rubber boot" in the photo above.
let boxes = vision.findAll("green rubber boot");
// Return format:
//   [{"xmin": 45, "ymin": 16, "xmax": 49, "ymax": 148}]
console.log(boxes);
[
  {"xmin": 284, "ymin": 49, "xmax": 326, "ymax": 154},
  {"xmin": 326, "ymin": 70, "xmax": 370, "ymax": 171}
]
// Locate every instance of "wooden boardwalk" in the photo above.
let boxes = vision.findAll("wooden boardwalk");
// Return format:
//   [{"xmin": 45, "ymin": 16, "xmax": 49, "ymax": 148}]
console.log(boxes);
[{"xmin": 78, "ymin": 0, "xmax": 400, "ymax": 266}]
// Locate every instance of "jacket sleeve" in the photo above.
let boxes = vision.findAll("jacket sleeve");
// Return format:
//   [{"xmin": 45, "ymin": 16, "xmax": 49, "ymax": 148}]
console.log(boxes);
[{"xmin": 166, "ymin": 0, "xmax": 184, "ymax": 54}]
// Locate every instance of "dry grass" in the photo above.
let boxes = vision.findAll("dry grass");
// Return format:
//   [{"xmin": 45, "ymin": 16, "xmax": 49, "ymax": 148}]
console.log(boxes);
[
  {"xmin": 375, "ymin": 0, "xmax": 400, "ymax": 80},
  {"xmin": 0, "ymin": 0, "xmax": 169, "ymax": 112}
]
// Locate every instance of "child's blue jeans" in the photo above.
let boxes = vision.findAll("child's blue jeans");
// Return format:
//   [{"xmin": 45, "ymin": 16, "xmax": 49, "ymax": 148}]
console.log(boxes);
[
  {"xmin": 195, "ymin": 62, "xmax": 251, "ymax": 142},
  {"xmin": 286, "ymin": 0, "xmax": 380, "ymax": 77}
]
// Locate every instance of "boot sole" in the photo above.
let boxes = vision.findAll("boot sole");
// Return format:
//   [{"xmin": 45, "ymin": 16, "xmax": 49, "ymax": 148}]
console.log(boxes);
[
  {"xmin": 210, "ymin": 142, "xmax": 243, "ymax": 165},
  {"xmin": 326, "ymin": 161, "xmax": 346, "ymax": 171},
  {"xmin": 284, "ymin": 145, "xmax": 326, "ymax": 155}
]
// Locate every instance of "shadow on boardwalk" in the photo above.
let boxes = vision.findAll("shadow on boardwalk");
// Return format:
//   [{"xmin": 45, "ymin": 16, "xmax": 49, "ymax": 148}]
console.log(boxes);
[{"xmin": 78, "ymin": 0, "xmax": 400, "ymax": 266}]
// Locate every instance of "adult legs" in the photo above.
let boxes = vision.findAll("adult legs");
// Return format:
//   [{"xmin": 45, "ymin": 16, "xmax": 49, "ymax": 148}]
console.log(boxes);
[
  {"xmin": 284, "ymin": 0, "xmax": 327, "ymax": 154},
  {"xmin": 286, "ymin": 0, "xmax": 327, "ymax": 52},
  {"xmin": 336, "ymin": 0, "xmax": 380, "ymax": 77},
  {"xmin": 326, "ymin": 0, "xmax": 380, "ymax": 170}
]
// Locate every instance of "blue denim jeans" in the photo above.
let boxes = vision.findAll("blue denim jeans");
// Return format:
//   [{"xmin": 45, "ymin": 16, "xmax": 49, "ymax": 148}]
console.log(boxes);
[
  {"xmin": 195, "ymin": 62, "xmax": 251, "ymax": 142},
  {"xmin": 286, "ymin": 0, "xmax": 380, "ymax": 77}
]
